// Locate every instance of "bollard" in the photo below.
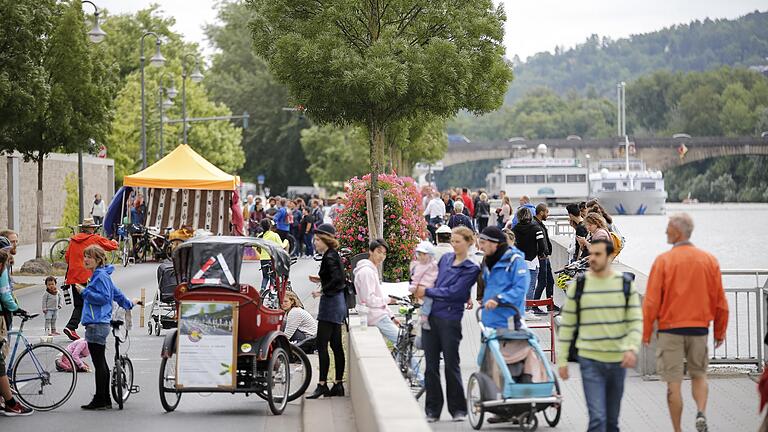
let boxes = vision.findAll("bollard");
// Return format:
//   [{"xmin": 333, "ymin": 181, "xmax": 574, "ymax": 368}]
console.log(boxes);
[{"xmin": 139, "ymin": 288, "xmax": 146, "ymax": 328}]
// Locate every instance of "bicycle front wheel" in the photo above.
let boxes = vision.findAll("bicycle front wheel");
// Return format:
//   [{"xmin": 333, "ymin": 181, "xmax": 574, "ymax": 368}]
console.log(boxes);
[
  {"xmin": 111, "ymin": 356, "xmax": 134, "ymax": 408},
  {"xmin": 11, "ymin": 343, "xmax": 77, "ymax": 411},
  {"xmin": 49, "ymin": 239, "xmax": 69, "ymax": 264}
]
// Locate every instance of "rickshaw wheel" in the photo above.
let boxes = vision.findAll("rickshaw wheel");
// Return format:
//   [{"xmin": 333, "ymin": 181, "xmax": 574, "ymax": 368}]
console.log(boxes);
[
  {"xmin": 266, "ymin": 347, "xmax": 290, "ymax": 415},
  {"xmin": 466, "ymin": 373, "xmax": 485, "ymax": 430},
  {"xmin": 519, "ymin": 411, "xmax": 538, "ymax": 432},
  {"xmin": 159, "ymin": 354, "xmax": 181, "ymax": 412},
  {"xmin": 543, "ymin": 379, "xmax": 562, "ymax": 427},
  {"xmin": 287, "ymin": 344, "xmax": 312, "ymax": 402}
]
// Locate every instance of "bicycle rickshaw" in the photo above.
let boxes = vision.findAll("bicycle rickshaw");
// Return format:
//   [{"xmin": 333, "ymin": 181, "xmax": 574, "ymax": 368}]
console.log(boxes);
[
  {"xmin": 158, "ymin": 236, "xmax": 311, "ymax": 414},
  {"xmin": 467, "ymin": 305, "xmax": 562, "ymax": 431}
]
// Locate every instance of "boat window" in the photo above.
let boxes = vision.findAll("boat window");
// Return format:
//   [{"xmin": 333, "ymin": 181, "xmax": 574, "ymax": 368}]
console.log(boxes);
[
  {"xmin": 505, "ymin": 175, "xmax": 526, "ymax": 184},
  {"xmin": 525, "ymin": 174, "xmax": 545, "ymax": 183},
  {"xmin": 602, "ymin": 182, "xmax": 616, "ymax": 191},
  {"xmin": 546, "ymin": 174, "xmax": 566, "ymax": 183},
  {"xmin": 641, "ymin": 182, "xmax": 656, "ymax": 191},
  {"xmin": 566, "ymin": 174, "xmax": 586, "ymax": 183}
]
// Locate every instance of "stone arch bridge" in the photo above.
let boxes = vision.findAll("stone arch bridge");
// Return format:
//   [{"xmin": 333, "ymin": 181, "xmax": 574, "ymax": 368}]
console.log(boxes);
[{"xmin": 441, "ymin": 136, "xmax": 768, "ymax": 170}]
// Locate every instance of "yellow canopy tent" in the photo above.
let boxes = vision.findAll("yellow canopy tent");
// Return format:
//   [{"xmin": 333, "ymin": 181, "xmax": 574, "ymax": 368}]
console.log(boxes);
[
  {"xmin": 122, "ymin": 144, "xmax": 237, "ymax": 234},
  {"xmin": 123, "ymin": 144, "xmax": 237, "ymax": 190}
]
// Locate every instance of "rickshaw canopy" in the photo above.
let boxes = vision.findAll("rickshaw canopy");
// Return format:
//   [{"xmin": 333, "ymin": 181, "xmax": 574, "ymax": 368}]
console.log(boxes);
[{"xmin": 172, "ymin": 236, "xmax": 291, "ymax": 291}]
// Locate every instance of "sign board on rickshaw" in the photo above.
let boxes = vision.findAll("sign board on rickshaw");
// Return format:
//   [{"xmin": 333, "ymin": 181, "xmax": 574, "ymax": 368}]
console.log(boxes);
[{"xmin": 176, "ymin": 301, "xmax": 239, "ymax": 389}]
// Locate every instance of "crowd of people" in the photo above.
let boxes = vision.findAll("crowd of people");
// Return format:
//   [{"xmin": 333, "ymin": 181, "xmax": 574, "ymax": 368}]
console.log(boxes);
[{"xmin": 240, "ymin": 194, "xmax": 337, "ymax": 258}]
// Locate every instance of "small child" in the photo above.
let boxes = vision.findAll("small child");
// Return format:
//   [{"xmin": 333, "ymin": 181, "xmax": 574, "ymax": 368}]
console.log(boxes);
[
  {"xmin": 409, "ymin": 241, "xmax": 438, "ymax": 330},
  {"xmin": 55, "ymin": 339, "xmax": 90, "ymax": 373},
  {"xmin": 42, "ymin": 276, "xmax": 63, "ymax": 336}
]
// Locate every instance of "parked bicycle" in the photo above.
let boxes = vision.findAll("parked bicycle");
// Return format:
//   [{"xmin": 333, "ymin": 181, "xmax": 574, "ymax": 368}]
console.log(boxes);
[
  {"xmin": 131, "ymin": 225, "xmax": 172, "ymax": 263},
  {"xmin": 389, "ymin": 295, "xmax": 425, "ymax": 400},
  {"xmin": 110, "ymin": 318, "xmax": 139, "ymax": 409},
  {"xmin": 5, "ymin": 310, "xmax": 78, "ymax": 411},
  {"xmin": 49, "ymin": 225, "xmax": 120, "ymax": 264}
]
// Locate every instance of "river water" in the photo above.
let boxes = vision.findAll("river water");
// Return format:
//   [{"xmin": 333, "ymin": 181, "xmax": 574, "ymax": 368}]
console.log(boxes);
[{"xmin": 614, "ymin": 203, "xmax": 768, "ymax": 275}]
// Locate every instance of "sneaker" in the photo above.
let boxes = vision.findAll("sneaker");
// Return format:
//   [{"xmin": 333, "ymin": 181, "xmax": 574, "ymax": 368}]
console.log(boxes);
[
  {"xmin": 2, "ymin": 402, "xmax": 34, "ymax": 416},
  {"xmin": 452, "ymin": 413, "xmax": 467, "ymax": 422},
  {"xmin": 63, "ymin": 328, "xmax": 80, "ymax": 341},
  {"xmin": 426, "ymin": 417, "xmax": 439, "ymax": 423},
  {"xmin": 52, "ymin": 331, "xmax": 61, "ymax": 336},
  {"xmin": 695, "ymin": 412, "xmax": 708, "ymax": 432},
  {"xmin": 524, "ymin": 311, "xmax": 536, "ymax": 321},
  {"xmin": 532, "ymin": 307, "xmax": 547, "ymax": 315}
]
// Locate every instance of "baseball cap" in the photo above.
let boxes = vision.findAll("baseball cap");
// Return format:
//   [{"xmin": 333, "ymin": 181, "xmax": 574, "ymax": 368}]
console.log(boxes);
[{"xmin": 436, "ymin": 225, "xmax": 451, "ymax": 234}]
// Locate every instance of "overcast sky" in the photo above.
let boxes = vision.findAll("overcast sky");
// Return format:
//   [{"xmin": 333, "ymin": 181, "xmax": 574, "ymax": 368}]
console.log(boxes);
[{"xmin": 97, "ymin": 0, "xmax": 767, "ymax": 59}]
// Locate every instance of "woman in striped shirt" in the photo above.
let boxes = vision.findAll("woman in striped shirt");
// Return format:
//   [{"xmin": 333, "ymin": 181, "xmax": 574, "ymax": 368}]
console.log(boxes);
[{"xmin": 281, "ymin": 291, "xmax": 317, "ymax": 344}]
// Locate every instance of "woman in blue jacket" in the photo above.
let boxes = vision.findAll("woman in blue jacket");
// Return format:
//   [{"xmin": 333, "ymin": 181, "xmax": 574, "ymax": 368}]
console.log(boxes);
[
  {"xmin": 75, "ymin": 245, "xmax": 139, "ymax": 410},
  {"xmin": 417, "ymin": 226, "xmax": 480, "ymax": 423}
]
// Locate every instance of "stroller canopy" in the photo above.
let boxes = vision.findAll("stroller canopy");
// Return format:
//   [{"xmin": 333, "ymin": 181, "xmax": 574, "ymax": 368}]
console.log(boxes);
[{"xmin": 173, "ymin": 236, "xmax": 291, "ymax": 291}]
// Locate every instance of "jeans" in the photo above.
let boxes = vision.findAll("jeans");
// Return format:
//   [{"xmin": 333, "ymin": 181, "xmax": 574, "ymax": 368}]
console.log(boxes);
[
  {"xmin": 374, "ymin": 316, "xmax": 399, "ymax": 344},
  {"xmin": 579, "ymin": 357, "xmax": 627, "ymax": 432},
  {"xmin": 260, "ymin": 260, "xmax": 273, "ymax": 290},
  {"xmin": 525, "ymin": 268, "xmax": 539, "ymax": 307},
  {"xmin": 533, "ymin": 257, "xmax": 554, "ymax": 302},
  {"xmin": 423, "ymin": 315, "xmax": 465, "ymax": 418},
  {"xmin": 303, "ymin": 233, "xmax": 314, "ymax": 256}
]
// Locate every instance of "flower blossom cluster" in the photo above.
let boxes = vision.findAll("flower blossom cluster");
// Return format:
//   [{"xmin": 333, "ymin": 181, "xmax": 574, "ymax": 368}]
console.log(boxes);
[{"xmin": 334, "ymin": 173, "xmax": 427, "ymax": 281}]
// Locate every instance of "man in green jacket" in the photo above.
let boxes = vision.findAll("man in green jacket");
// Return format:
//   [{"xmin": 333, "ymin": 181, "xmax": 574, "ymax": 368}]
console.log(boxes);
[{"xmin": 557, "ymin": 239, "xmax": 642, "ymax": 432}]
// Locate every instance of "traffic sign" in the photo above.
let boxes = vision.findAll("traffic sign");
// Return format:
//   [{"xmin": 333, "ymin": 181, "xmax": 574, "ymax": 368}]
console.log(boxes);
[{"xmin": 257, "ymin": 175, "xmax": 265, "ymax": 185}]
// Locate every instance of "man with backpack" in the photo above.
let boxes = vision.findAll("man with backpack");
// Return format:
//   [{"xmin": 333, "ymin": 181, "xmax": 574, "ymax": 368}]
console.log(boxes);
[{"xmin": 557, "ymin": 239, "xmax": 642, "ymax": 432}]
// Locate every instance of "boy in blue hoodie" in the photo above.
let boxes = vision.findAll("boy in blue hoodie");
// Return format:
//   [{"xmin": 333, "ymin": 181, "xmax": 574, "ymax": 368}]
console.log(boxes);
[
  {"xmin": 74, "ymin": 245, "xmax": 139, "ymax": 410},
  {"xmin": 477, "ymin": 226, "xmax": 530, "ymax": 329}
]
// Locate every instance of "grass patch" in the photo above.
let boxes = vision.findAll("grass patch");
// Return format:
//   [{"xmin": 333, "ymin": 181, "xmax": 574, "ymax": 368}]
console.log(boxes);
[{"xmin": 15, "ymin": 268, "xmax": 67, "ymax": 277}]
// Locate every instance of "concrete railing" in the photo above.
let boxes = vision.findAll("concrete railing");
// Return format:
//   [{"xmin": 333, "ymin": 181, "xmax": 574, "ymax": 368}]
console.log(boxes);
[{"xmin": 348, "ymin": 324, "xmax": 431, "ymax": 432}]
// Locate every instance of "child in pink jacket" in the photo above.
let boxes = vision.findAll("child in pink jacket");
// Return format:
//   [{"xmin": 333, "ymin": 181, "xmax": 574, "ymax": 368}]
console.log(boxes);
[
  {"xmin": 409, "ymin": 242, "xmax": 438, "ymax": 330},
  {"xmin": 55, "ymin": 339, "xmax": 90, "ymax": 372}
]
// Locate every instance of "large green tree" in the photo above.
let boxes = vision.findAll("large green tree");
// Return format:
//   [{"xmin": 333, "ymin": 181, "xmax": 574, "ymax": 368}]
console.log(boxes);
[
  {"xmin": 205, "ymin": 1, "xmax": 310, "ymax": 194},
  {"xmin": 249, "ymin": 0, "xmax": 512, "ymax": 237},
  {"xmin": 0, "ymin": 0, "xmax": 114, "ymax": 257},
  {"xmin": 300, "ymin": 124, "xmax": 369, "ymax": 192}
]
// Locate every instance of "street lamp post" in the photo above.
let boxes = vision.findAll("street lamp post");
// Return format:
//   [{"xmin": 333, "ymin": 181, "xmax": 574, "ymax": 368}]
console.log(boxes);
[
  {"xmin": 157, "ymin": 73, "xmax": 176, "ymax": 159},
  {"xmin": 140, "ymin": 32, "xmax": 166, "ymax": 169},
  {"xmin": 78, "ymin": 1, "xmax": 105, "ymax": 224},
  {"xmin": 181, "ymin": 53, "xmax": 204, "ymax": 144},
  {"xmin": 585, "ymin": 153, "xmax": 592, "ymax": 198}
]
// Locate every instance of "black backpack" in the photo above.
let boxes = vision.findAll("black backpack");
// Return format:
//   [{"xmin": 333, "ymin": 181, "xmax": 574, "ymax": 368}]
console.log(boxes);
[{"xmin": 567, "ymin": 272, "xmax": 635, "ymax": 363}]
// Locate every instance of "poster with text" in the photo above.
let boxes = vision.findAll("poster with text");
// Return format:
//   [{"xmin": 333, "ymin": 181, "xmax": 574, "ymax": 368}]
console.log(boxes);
[{"xmin": 176, "ymin": 301, "xmax": 238, "ymax": 389}]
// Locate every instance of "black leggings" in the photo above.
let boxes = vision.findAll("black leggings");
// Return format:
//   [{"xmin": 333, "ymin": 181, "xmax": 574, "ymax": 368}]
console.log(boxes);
[
  {"xmin": 88, "ymin": 342, "xmax": 110, "ymax": 404},
  {"xmin": 316, "ymin": 321, "xmax": 344, "ymax": 383}
]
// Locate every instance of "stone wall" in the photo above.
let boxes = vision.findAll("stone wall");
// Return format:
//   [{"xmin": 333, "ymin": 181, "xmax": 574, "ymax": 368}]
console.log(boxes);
[{"xmin": 0, "ymin": 153, "xmax": 115, "ymax": 245}]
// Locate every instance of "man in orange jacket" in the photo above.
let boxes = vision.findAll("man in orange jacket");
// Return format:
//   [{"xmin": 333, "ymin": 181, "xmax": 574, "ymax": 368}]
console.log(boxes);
[
  {"xmin": 642, "ymin": 213, "xmax": 728, "ymax": 432},
  {"xmin": 62, "ymin": 219, "xmax": 117, "ymax": 341}
]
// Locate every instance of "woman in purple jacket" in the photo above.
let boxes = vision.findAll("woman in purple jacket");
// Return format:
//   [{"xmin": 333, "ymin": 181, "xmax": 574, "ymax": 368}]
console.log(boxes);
[{"xmin": 416, "ymin": 226, "xmax": 480, "ymax": 423}]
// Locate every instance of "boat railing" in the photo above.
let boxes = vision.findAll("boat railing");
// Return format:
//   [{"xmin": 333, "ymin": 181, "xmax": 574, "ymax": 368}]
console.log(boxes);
[{"xmin": 544, "ymin": 216, "xmax": 574, "ymax": 236}]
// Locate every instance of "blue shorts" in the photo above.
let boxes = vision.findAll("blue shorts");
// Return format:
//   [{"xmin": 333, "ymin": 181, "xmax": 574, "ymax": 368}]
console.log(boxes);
[{"xmin": 85, "ymin": 323, "xmax": 110, "ymax": 345}]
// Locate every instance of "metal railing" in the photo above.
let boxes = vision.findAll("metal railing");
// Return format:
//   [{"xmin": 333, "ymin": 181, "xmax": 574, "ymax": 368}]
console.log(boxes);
[
  {"xmin": 710, "ymin": 269, "xmax": 768, "ymax": 371},
  {"xmin": 544, "ymin": 216, "xmax": 575, "ymax": 236}
]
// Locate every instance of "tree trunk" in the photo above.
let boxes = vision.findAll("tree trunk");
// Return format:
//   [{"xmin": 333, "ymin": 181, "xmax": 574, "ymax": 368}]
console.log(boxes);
[
  {"xmin": 368, "ymin": 124, "xmax": 385, "ymax": 240},
  {"xmin": 36, "ymin": 157, "xmax": 44, "ymax": 259}
]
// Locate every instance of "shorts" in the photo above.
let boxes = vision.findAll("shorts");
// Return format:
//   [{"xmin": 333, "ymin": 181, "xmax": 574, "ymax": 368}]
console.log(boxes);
[
  {"xmin": 656, "ymin": 332, "xmax": 709, "ymax": 382},
  {"xmin": 84, "ymin": 323, "xmax": 111, "ymax": 346}
]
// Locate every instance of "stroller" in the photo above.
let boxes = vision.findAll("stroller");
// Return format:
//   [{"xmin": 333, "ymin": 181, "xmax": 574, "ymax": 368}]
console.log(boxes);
[
  {"xmin": 147, "ymin": 260, "xmax": 177, "ymax": 336},
  {"xmin": 467, "ymin": 304, "xmax": 562, "ymax": 431}
]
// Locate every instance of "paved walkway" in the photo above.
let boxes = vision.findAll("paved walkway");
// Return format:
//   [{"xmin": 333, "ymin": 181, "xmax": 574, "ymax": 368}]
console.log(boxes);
[{"xmin": 427, "ymin": 297, "xmax": 762, "ymax": 431}]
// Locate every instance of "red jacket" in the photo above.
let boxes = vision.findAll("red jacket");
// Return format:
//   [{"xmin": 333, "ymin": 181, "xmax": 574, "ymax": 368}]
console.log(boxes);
[
  {"xmin": 461, "ymin": 193, "xmax": 475, "ymax": 218},
  {"xmin": 64, "ymin": 234, "xmax": 118, "ymax": 284},
  {"xmin": 642, "ymin": 243, "xmax": 729, "ymax": 342}
]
